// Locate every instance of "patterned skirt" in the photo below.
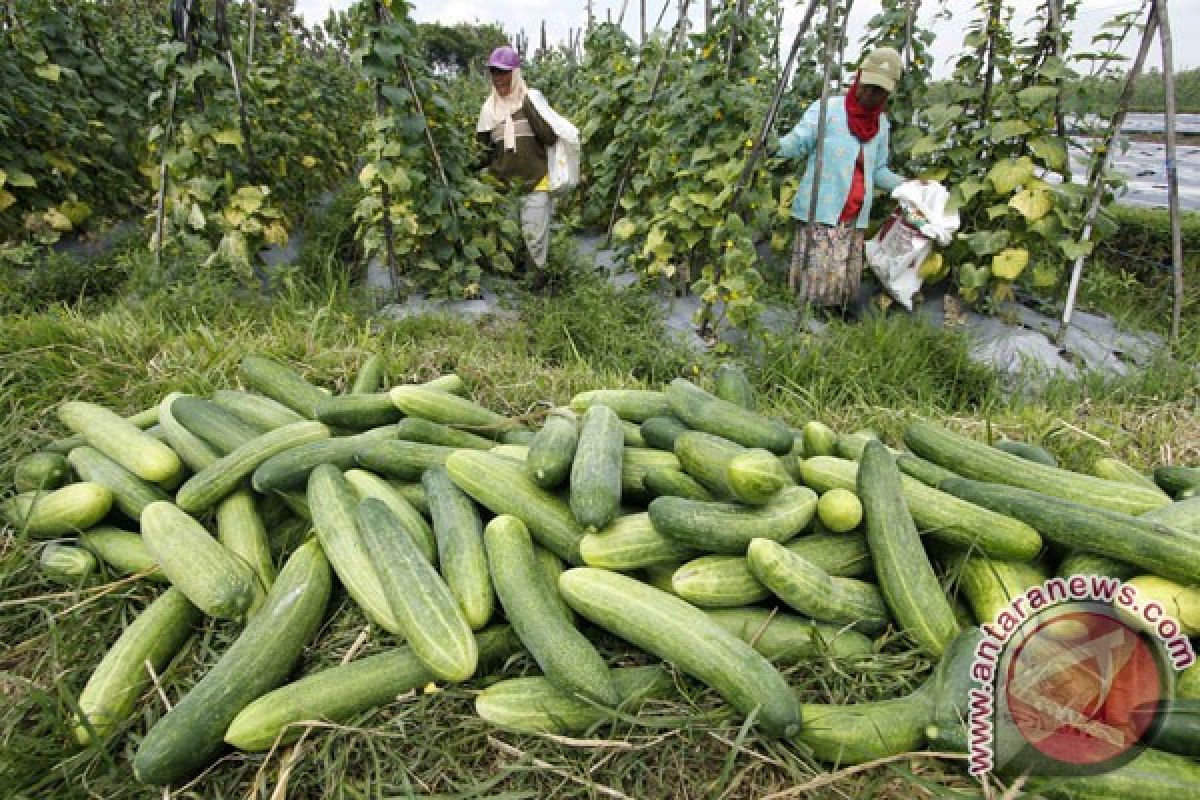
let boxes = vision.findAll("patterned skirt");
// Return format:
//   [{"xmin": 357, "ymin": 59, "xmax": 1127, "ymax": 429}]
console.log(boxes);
[{"xmin": 791, "ymin": 221, "xmax": 865, "ymax": 309}]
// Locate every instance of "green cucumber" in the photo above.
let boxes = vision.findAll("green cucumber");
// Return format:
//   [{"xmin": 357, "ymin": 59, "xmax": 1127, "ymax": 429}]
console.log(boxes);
[
  {"xmin": 73, "ymin": 588, "xmax": 199, "ymax": 745},
  {"xmin": 357, "ymin": 498, "xmax": 477, "ymax": 681},
  {"xmin": 307, "ymin": 465, "xmax": 402, "ymax": 633},
  {"xmin": 1056, "ymin": 551, "xmax": 1137, "ymax": 581},
  {"xmin": 216, "ymin": 489, "xmax": 275, "ymax": 592},
  {"xmin": 747, "ymin": 539, "xmax": 889, "ymax": 635},
  {"xmin": 621, "ymin": 419, "xmax": 646, "ymax": 447},
  {"xmin": 58, "ymin": 401, "xmax": 182, "ymax": 485},
  {"xmin": 485, "ymin": 515, "xmax": 618, "ymax": 705},
  {"xmin": 211, "ymin": 389, "xmax": 305, "ymax": 431},
  {"xmin": 14, "ymin": 452, "xmax": 71, "ymax": 492},
  {"xmin": 640, "ymin": 415, "xmax": 689, "ymax": 451},
  {"xmin": 672, "ymin": 555, "xmax": 770, "ymax": 607},
  {"xmin": 1025, "ymin": 748, "xmax": 1200, "ymax": 799},
  {"xmin": 251, "ymin": 425, "xmax": 399, "ymax": 492},
  {"xmin": 674, "ymin": 430, "xmax": 747, "ymax": 499},
  {"xmin": 798, "ymin": 689, "xmax": 933, "ymax": 764},
  {"xmin": 158, "ymin": 393, "xmax": 219, "ymax": 472},
  {"xmin": 727, "ymin": 449, "xmax": 793, "ymax": 505},
  {"xmin": 526, "ymin": 408, "xmax": 578, "ymax": 488},
  {"xmin": 2, "ymin": 483, "xmax": 113, "ymax": 538},
  {"xmin": 355, "ymin": 439, "xmax": 458, "ymax": 481},
  {"xmin": 895, "ymin": 453, "xmax": 959, "ymax": 487},
  {"xmin": 570, "ymin": 405, "xmax": 624, "ymax": 532},
  {"xmin": 445, "ymin": 450, "xmax": 585, "ymax": 564},
  {"xmin": 394, "ymin": 417, "xmax": 495, "ymax": 450},
  {"xmin": 801, "ymin": 421, "xmax": 838, "ymax": 458},
  {"xmin": 80, "ymin": 526, "xmax": 164, "ymax": 580},
  {"xmin": 65, "ymin": 447, "xmax": 166, "ymax": 520},
  {"xmin": 501, "ymin": 427, "xmax": 536, "ymax": 445},
  {"xmin": 422, "ymin": 467, "xmax": 493, "ymax": 630},
  {"xmin": 705, "ymin": 608, "xmax": 873, "ymax": 663},
  {"xmin": 239, "ymin": 355, "xmax": 327, "ymax": 419},
  {"xmin": 569, "ymin": 389, "xmax": 671, "ymax": 422},
  {"xmin": 579, "ymin": 512, "xmax": 696, "ymax": 570},
  {"xmin": 713, "ymin": 364, "xmax": 755, "ymax": 410},
  {"xmin": 801, "ymin": 455, "xmax": 1043, "ymax": 561},
  {"xmin": 1142, "ymin": 495, "xmax": 1200, "ymax": 535},
  {"xmin": 648, "ymin": 485, "xmax": 817, "ymax": 554},
  {"xmin": 389, "ymin": 385, "xmax": 511, "ymax": 434},
  {"xmin": 476, "ymin": 664, "xmax": 672, "ymax": 735},
  {"xmin": 45, "ymin": 406, "xmax": 158, "ymax": 455},
  {"xmin": 40, "ymin": 543, "xmax": 97, "ymax": 583},
  {"xmin": 642, "ymin": 467, "xmax": 714, "ymax": 501},
  {"xmin": 350, "ymin": 353, "xmax": 386, "ymax": 394},
  {"xmin": 315, "ymin": 393, "xmax": 402, "ymax": 429},
  {"xmin": 1092, "ymin": 457, "xmax": 1160, "ymax": 491},
  {"xmin": 994, "ymin": 439, "xmax": 1058, "ymax": 467},
  {"xmin": 344, "ymin": 468, "xmax": 436, "ymax": 563},
  {"xmin": 905, "ymin": 419, "xmax": 1171, "ymax": 515},
  {"xmin": 534, "ymin": 545, "xmax": 575, "ymax": 626},
  {"xmin": 170, "ymin": 395, "xmax": 264, "ymax": 454},
  {"xmin": 1156, "ymin": 465, "xmax": 1200, "ymax": 497},
  {"xmin": 954, "ymin": 554, "xmax": 1048, "ymax": 625},
  {"xmin": 558, "ymin": 567, "xmax": 802, "ymax": 737},
  {"xmin": 132, "ymin": 540, "xmax": 332, "ymax": 785},
  {"xmin": 389, "ymin": 480, "xmax": 430, "ymax": 517},
  {"xmin": 859, "ymin": 441, "xmax": 959, "ymax": 657},
  {"xmin": 620, "ymin": 447, "xmax": 681, "ymax": 495},
  {"xmin": 175, "ymin": 420, "xmax": 331, "ymax": 513},
  {"xmin": 141, "ymin": 502, "xmax": 263, "ymax": 619},
  {"xmin": 420, "ymin": 373, "xmax": 466, "ymax": 395},
  {"xmin": 834, "ymin": 431, "xmax": 884, "ymax": 461},
  {"xmin": 225, "ymin": 626, "xmax": 520, "ymax": 751},
  {"xmin": 666, "ymin": 378, "xmax": 793, "ymax": 454},
  {"xmin": 938, "ymin": 477, "xmax": 1200, "ymax": 585}
]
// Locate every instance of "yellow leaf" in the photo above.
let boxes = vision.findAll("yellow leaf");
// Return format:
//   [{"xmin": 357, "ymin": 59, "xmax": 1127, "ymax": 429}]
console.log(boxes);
[
  {"xmin": 612, "ymin": 218, "xmax": 636, "ymax": 241},
  {"xmin": 0, "ymin": 169, "xmax": 6, "ymax": 187},
  {"xmin": 46, "ymin": 154, "xmax": 77, "ymax": 176},
  {"xmin": 211, "ymin": 129, "xmax": 244, "ymax": 147},
  {"xmin": 44, "ymin": 208, "xmax": 73, "ymax": 231},
  {"xmin": 224, "ymin": 208, "xmax": 246, "ymax": 227},
  {"xmin": 60, "ymin": 200, "xmax": 91, "ymax": 225},
  {"xmin": 263, "ymin": 222, "xmax": 288, "ymax": 246},
  {"xmin": 918, "ymin": 252, "xmax": 947, "ymax": 280},
  {"xmin": 991, "ymin": 248, "xmax": 1030, "ymax": 281},
  {"xmin": 188, "ymin": 203, "xmax": 206, "ymax": 230},
  {"xmin": 1009, "ymin": 187, "xmax": 1053, "ymax": 220},
  {"xmin": 0, "ymin": 189, "xmax": 16, "ymax": 213},
  {"xmin": 358, "ymin": 162, "xmax": 378, "ymax": 188},
  {"xmin": 301, "ymin": 155, "xmax": 318, "ymax": 168},
  {"xmin": 233, "ymin": 186, "xmax": 265, "ymax": 214},
  {"xmin": 35, "ymin": 63, "xmax": 61, "ymax": 82}
]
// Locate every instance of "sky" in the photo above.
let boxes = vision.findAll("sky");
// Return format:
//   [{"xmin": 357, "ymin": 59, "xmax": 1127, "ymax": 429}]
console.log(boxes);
[{"xmin": 296, "ymin": 1, "xmax": 1199, "ymax": 77}]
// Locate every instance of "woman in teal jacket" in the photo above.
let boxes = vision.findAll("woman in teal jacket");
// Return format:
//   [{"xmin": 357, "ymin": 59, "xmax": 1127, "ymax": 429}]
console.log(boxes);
[{"xmin": 778, "ymin": 47, "xmax": 908, "ymax": 309}]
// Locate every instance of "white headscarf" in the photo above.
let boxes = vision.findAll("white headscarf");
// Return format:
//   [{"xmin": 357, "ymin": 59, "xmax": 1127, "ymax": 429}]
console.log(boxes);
[{"xmin": 476, "ymin": 68, "xmax": 529, "ymax": 153}]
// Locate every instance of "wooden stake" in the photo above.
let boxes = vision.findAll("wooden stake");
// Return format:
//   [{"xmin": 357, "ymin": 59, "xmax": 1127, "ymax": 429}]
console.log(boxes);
[
  {"xmin": 1057, "ymin": 3, "xmax": 1159, "ymax": 345},
  {"xmin": 371, "ymin": 0, "xmax": 400, "ymax": 296},
  {"xmin": 1155, "ymin": 0, "xmax": 1184, "ymax": 345},
  {"xmin": 979, "ymin": 0, "xmax": 1003, "ymax": 123},
  {"xmin": 246, "ymin": 0, "xmax": 257, "ymax": 67},
  {"xmin": 154, "ymin": 0, "xmax": 195, "ymax": 271},
  {"xmin": 641, "ymin": 0, "xmax": 646, "ymax": 43}
]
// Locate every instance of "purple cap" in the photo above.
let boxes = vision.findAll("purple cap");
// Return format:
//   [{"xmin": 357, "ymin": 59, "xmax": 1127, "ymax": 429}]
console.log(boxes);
[{"xmin": 487, "ymin": 46, "xmax": 521, "ymax": 71}]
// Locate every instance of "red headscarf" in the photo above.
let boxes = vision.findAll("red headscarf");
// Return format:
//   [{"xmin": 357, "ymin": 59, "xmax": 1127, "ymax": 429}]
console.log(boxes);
[{"xmin": 844, "ymin": 73, "xmax": 886, "ymax": 143}]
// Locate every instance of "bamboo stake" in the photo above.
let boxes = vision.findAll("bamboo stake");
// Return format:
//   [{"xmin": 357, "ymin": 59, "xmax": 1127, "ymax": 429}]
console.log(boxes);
[
  {"xmin": 902, "ymin": 0, "xmax": 915, "ymax": 70},
  {"xmin": 1056, "ymin": 3, "xmax": 1159, "ymax": 345},
  {"xmin": 370, "ymin": 1, "xmax": 400, "ymax": 296},
  {"xmin": 154, "ymin": 0, "xmax": 195, "ymax": 271},
  {"xmin": 216, "ymin": 0, "xmax": 259, "ymax": 180},
  {"xmin": 1154, "ymin": 0, "xmax": 1183, "ymax": 345},
  {"xmin": 396, "ymin": 54, "xmax": 458, "ymax": 225},
  {"xmin": 246, "ymin": 0, "xmax": 257, "ymax": 66},
  {"xmin": 979, "ymin": 0, "xmax": 1003, "ymax": 124},
  {"xmin": 791, "ymin": 0, "xmax": 840, "ymax": 293},
  {"xmin": 835, "ymin": 0, "xmax": 856, "ymax": 90},
  {"xmin": 641, "ymin": 0, "xmax": 646, "ymax": 44},
  {"xmin": 1047, "ymin": 0, "xmax": 1068, "ymax": 175}
]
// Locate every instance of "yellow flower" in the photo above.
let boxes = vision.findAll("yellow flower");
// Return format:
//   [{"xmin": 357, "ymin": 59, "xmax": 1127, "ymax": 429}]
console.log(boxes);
[
  {"xmin": 748, "ymin": 76, "xmax": 757, "ymax": 85},
  {"xmin": 745, "ymin": 138, "xmax": 754, "ymax": 148}
]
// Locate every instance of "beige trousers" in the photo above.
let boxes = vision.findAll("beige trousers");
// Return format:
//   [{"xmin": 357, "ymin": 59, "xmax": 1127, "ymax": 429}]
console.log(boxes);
[{"xmin": 518, "ymin": 191, "xmax": 554, "ymax": 269}]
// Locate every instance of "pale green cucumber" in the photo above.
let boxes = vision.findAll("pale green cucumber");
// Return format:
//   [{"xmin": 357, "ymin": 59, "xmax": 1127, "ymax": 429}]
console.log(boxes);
[
  {"xmin": 2, "ymin": 483, "xmax": 113, "ymax": 538},
  {"xmin": 570, "ymin": 404, "xmax": 624, "ymax": 532},
  {"xmin": 579, "ymin": 512, "xmax": 696, "ymax": 570},
  {"xmin": 59, "ymin": 401, "xmax": 182, "ymax": 484},
  {"xmin": 216, "ymin": 489, "xmax": 275, "ymax": 592},
  {"xmin": 705, "ymin": 608, "xmax": 874, "ymax": 663},
  {"xmin": 647, "ymin": 485, "xmax": 817, "ymax": 554},
  {"xmin": 344, "ymin": 467, "xmax": 436, "ymax": 563},
  {"xmin": 422, "ymin": 466, "xmax": 493, "ymax": 630}
]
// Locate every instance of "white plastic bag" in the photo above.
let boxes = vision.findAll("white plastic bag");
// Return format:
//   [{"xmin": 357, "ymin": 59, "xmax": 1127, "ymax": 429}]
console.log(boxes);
[
  {"xmin": 865, "ymin": 180, "xmax": 959, "ymax": 310},
  {"xmin": 527, "ymin": 89, "xmax": 580, "ymax": 195}
]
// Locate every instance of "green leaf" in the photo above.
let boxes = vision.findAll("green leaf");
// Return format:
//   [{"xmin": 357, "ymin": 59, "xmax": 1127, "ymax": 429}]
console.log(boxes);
[
  {"xmin": 211, "ymin": 129, "xmax": 244, "ymax": 147},
  {"xmin": 909, "ymin": 135, "xmax": 942, "ymax": 157},
  {"xmin": 1016, "ymin": 86, "xmax": 1058, "ymax": 110},
  {"xmin": 963, "ymin": 230, "xmax": 1010, "ymax": 256},
  {"xmin": 612, "ymin": 218, "xmax": 637, "ymax": 241},
  {"xmin": 989, "ymin": 119, "xmax": 1032, "ymax": 141},
  {"xmin": 188, "ymin": 203, "xmax": 207, "ymax": 231},
  {"xmin": 1059, "ymin": 239, "xmax": 1094, "ymax": 260},
  {"xmin": 1029, "ymin": 137, "xmax": 1068, "ymax": 171},
  {"xmin": 987, "ymin": 157, "xmax": 1035, "ymax": 194},
  {"xmin": 35, "ymin": 64, "xmax": 61, "ymax": 82},
  {"xmin": 959, "ymin": 262, "xmax": 990, "ymax": 290}
]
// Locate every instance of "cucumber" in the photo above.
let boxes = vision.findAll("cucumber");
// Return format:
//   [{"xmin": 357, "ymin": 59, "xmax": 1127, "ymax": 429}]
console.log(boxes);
[
  {"xmin": 938, "ymin": 477, "xmax": 1200, "ymax": 585},
  {"xmin": 393, "ymin": 417, "xmax": 495, "ymax": 450},
  {"xmin": 666, "ymin": 378, "xmax": 793, "ymax": 455},
  {"xmin": 674, "ymin": 430, "xmax": 750, "ymax": 499},
  {"xmin": 345, "ymin": 467, "xmax": 436, "ymax": 563},
  {"xmin": 816, "ymin": 488, "xmax": 863, "ymax": 533},
  {"xmin": 389, "ymin": 385, "xmax": 511, "ymax": 434},
  {"xmin": 350, "ymin": 353, "xmax": 386, "ymax": 394},
  {"xmin": 420, "ymin": 373, "xmax": 466, "ymax": 395},
  {"xmin": 833, "ymin": 431, "xmax": 882, "ymax": 461},
  {"xmin": 307, "ymin": 465, "xmax": 402, "ymax": 633},
  {"xmin": 225, "ymin": 626, "xmax": 520, "ymax": 751},
  {"xmin": 73, "ymin": 588, "xmax": 199, "ymax": 745},
  {"xmin": 672, "ymin": 555, "xmax": 770, "ymax": 607},
  {"xmin": 801, "ymin": 421, "xmax": 837, "ymax": 458},
  {"xmin": 485, "ymin": 516, "xmax": 618, "ymax": 706},
  {"xmin": 526, "ymin": 408, "xmax": 578, "ymax": 488},
  {"xmin": 1025, "ymin": 748, "xmax": 1200, "ymax": 799},
  {"xmin": 501, "ymin": 427, "xmax": 536, "ymax": 445},
  {"xmin": 357, "ymin": 498, "xmax": 477, "ymax": 682},
  {"xmin": 620, "ymin": 447, "xmax": 682, "ymax": 495},
  {"xmin": 67, "ymin": 446, "xmax": 169, "ymax": 521},
  {"xmin": 1142, "ymin": 495, "xmax": 1200, "ymax": 535},
  {"xmin": 905, "ymin": 419, "xmax": 1171, "ymax": 515},
  {"xmin": 45, "ymin": 406, "xmax": 158, "ymax": 455},
  {"xmin": 251, "ymin": 425, "xmax": 399, "ymax": 492},
  {"xmin": 621, "ymin": 419, "xmax": 645, "ymax": 447},
  {"xmin": 170, "ymin": 395, "xmax": 264, "ymax": 454},
  {"xmin": 801, "ymin": 456, "xmax": 1043, "ymax": 561},
  {"xmin": 706, "ymin": 608, "xmax": 873, "ymax": 663},
  {"xmin": 476, "ymin": 665, "xmax": 673, "ymax": 735},
  {"xmin": 747, "ymin": 539, "xmax": 889, "ymax": 635},
  {"xmin": 713, "ymin": 364, "xmax": 755, "ymax": 410},
  {"xmin": 422, "ymin": 467, "xmax": 493, "ymax": 630},
  {"xmin": 798, "ymin": 689, "xmax": 933, "ymax": 764},
  {"xmin": 141, "ymin": 502, "xmax": 264, "ymax": 619},
  {"xmin": 79, "ymin": 526, "xmax": 164, "ymax": 580},
  {"xmin": 1156, "ymin": 465, "xmax": 1200, "ymax": 497},
  {"xmin": 211, "ymin": 389, "xmax": 305, "ymax": 431},
  {"xmin": 569, "ymin": 389, "xmax": 670, "ymax": 422},
  {"xmin": 953, "ymin": 554, "xmax": 1048, "ymax": 625},
  {"xmin": 648, "ymin": 485, "xmax": 817, "ymax": 554},
  {"xmin": 2, "ymin": 483, "xmax": 113, "ymax": 538},
  {"xmin": 355, "ymin": 439, "xmax": 458, "ymax": 481},
  {"xmin": 39, "ymin": 543, "xmax": 97, "ymax": 583},
  {"xmin": 216, "ymin": 489, "xmax": 275, "ymax": 592},
  {"xmin": 1124, "ymin": 576, "xmax": 1200, "ymax": 636},
  {"xmin": 640, "ymin": 415, "xmax": 689, "ymax": 451},
  {"xmin": 58, "ymin": 401, "xmax": 182, "ymax": 485},
  {"xmin": 570, "ymin": 405, "xmax": 624, "ymax": 532},
  {"xmin": 445, "ymin": 450, "xmax": 585, "ymax": 564},
  {"xmin": 158, "ymin": 393, "xmax": 219, "ymax": 472},
  {"xmin": 175, "ymin": 420, "xmax": 331, "ymax": 513},
  {"xmin": 895, "ymin": 453, "xmax": 959, "ymax": 487},
  {"xmin": 390, "ymin": 480, "xmax": 430, "ymax": 517},
  {"xmin": 1056, "ymin": 551, "xmax": 1137, "ymax": 581},
  {"xmin": 642, "ymin": 467, "xmax": 714, "ymax": 501},
  {"xmin": 132, "ymin": 540, "xmax": 332, "ymax": 785},
  {"xmin": 14, "ymin": 452, "xmax": 71, "ymax": 492},
  {"xmin": 315, "ymin": 393, "xmax": 402, "ymax": 429},
  {"xmin": 994, "ymin": 439, "xmax": 1058, "ymax": 467},
  {"xmin": 579, "ymin": 512, "xmax": 696, "ymax": 570},
  {"xmin": 727, "ymin": 449, "xmax": 793, "ymax": 505},
  {"xmin": 1177, "ymin": 663, "xmax": 1200, "ymax": 700},
  {"xmin": 859, "ymin": 441, "xmax": 959, "ymax": 657},
  {"xmin": 239, "ymin": 355, "xmax": 327, "ymax": 419},
  {"xmin": 1092, "ymin": 457, "xmax": 1160, "ymax": 491},
  {"xmin": 533, "ymin": 545, "xmax": 575, "ymax": 627},
  {"xmin": 558, "ymin": 567, "xmax": 802, "ymax": 737}
]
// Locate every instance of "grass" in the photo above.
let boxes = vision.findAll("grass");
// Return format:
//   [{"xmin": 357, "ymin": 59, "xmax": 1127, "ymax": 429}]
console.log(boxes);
[{"xmin": 0, "ymin": 226, "xmax": 1197, "ymax": 798}]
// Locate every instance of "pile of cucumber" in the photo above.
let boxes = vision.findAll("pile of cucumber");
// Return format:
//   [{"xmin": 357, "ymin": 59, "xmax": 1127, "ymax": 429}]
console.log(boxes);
[{"xmin": 6, "ymin": 354, "xmax": 1200, "ymax": 793}]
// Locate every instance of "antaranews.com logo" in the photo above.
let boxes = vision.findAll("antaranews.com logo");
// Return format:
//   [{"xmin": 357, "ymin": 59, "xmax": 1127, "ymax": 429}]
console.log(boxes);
[{"xmin": 967, "ymin": 574, "xmax": 1196, "ymax": 777}]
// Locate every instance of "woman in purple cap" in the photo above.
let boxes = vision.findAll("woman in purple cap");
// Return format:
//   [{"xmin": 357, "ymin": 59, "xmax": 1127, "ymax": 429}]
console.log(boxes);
[{"xmin": 475, "ymin": 45, "xmax": 558, "ymax": 290}]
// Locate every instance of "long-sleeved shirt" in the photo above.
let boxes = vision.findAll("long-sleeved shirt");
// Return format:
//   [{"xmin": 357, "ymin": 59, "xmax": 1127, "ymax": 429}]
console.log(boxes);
[
  {"xmin": 477, "ymin": 96, "xmax": 558, "ymax": 190},
  {"xmin": 778, "ymin": 96, "xmax": 904, "ymax": 229}
]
